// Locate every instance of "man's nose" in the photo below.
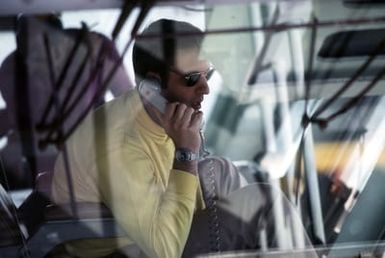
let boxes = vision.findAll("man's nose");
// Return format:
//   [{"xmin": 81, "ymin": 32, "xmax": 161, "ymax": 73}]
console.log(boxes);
[{"xmin": 196, "ymin": 79, "xmax": 210, "ymax": 95}]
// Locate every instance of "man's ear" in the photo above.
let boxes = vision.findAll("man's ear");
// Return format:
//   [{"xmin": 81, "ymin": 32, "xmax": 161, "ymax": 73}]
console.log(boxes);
[{"xmin": 145, "ymin": 71, "xmax": 168, "ymax": 89}]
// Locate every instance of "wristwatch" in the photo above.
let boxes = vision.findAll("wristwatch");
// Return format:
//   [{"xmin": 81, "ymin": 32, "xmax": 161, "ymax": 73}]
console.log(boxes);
[{"xmin": 175, "ymin": 148, "xmax": 199, "ymax": 162}]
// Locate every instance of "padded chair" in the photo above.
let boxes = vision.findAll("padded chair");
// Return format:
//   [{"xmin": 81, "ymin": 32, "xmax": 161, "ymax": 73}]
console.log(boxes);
[
  {"xmin": 0, "ymin": 17, "xmax": 133, "ymax": 257},
  {"xmin": 0, "ymin": 171, "xmax": 126, "ymax": 258},
  {"xmin": 0, "ymin": 15, "xmax": 133, "ymax": 190}
]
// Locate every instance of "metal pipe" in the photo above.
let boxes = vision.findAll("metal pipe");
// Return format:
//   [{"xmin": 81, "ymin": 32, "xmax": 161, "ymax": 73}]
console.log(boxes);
[
  {"xmin": 136, "ymin": 16, "xmax": 385, "ymax": 39},
  {"xmin": 303, "ymin": 124, "xmax": 326, "ymax": 245}
]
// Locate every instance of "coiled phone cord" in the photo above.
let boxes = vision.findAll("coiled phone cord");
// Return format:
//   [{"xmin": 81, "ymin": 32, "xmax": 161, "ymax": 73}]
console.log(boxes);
[
  {"xmin": 206, "ymin": 159, "xmax": 221, "ymax": 252},
  {"xmin": 199, "ymin": 129, "xmax": 221, "ymax": 253}
]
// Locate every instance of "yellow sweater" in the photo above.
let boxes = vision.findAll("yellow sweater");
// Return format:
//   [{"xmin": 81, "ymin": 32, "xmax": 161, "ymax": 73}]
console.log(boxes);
[{"xmin": 51, "ymin": 89, "xmax": 203, "ymax": 258}]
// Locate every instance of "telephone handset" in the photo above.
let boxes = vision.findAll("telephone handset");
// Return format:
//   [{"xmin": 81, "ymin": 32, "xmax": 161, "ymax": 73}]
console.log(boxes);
[
  {"xmin": 138, "ymin": 77, "xmax": 167, "ymax": 114},
  {"xmin": 138, "ymin": 77, "xmax": 210, "ymax": 159}
]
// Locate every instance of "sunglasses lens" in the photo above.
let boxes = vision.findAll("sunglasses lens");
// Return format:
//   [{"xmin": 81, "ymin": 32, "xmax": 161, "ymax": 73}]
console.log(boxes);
[
  {"xmin": 206, "ymin": 68, "xmax": 215, "ymax": 80},
  {"xmin": 186, "ymin": 73, "xmax": 201, "ymax": 87},
  {"xmin": 184, "ymin": 67, "xmax": 215, "ymax": 87}
]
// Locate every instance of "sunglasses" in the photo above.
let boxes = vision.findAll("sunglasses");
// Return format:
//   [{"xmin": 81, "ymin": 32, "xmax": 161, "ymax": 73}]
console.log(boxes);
[{"xmin": 170, "ymin": 66, "xmax": 215, "ymax": 87}]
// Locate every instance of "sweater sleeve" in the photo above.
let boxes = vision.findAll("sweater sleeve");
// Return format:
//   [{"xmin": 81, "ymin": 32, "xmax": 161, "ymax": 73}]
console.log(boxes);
[{"xmin": 96, "ymin": 147, "xmax": 199, "ymax": 258}]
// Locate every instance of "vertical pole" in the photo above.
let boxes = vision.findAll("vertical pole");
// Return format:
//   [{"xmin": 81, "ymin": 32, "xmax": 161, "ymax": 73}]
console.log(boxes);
[
  {"xmin": 15, "ymin": 17, "xmax": 36, "ymax": 188},
  {"xmin": 303, "ymin": 124, "xmax": 326, "ymax": 244}
]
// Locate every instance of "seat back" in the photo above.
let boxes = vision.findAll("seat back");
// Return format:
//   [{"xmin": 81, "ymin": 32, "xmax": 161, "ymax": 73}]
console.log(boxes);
[
  {"xmin": 0, "ymin": 183, "xmax": 25, "ymax": 247},
  {"xmin": 0, "ymin": 16, "xmax": 134, "ymax": 190}
]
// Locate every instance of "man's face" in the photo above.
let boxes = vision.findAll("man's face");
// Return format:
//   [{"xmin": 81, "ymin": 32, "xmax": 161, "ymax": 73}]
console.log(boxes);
[{"xmin": 161, "ymin": 48, "xmax": 211, "ymax": 111}]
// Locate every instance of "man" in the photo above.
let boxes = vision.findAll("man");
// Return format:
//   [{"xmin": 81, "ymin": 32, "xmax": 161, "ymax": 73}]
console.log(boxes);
[{"xmin": 51, "ymin": 19, "xmax": 234, "ymax": 258}]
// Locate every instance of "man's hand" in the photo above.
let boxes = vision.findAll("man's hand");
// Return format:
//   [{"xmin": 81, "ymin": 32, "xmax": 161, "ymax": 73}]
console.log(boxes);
[{"xmin": 162, "ymin": 102, "xmax": 202, "ymax": 154}]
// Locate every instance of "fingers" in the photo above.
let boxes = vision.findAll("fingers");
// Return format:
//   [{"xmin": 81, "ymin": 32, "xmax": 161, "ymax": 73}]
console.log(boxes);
[
  {"xmin": 174, "ymin": 103, "xmax": 189, "ymax": 122},
  {"xmin": 190, "ymin": 111, "xmax": 203, "ymax": 130},
  {"xmin": 165, "ymin": 103, "xmax": 199, "ymax": 128},
  {"xmin": 163, "ymin": 103, "xmax": 202, "ymax": 152},
  {"xmin": 164, "ymin": 102, "xmax": 179, "ymax": 121}
]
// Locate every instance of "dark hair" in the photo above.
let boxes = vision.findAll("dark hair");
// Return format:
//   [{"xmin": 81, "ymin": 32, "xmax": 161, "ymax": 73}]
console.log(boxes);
[{"xmin": 132, "ymin": 19, "xmax": 204, "ymax": 86}]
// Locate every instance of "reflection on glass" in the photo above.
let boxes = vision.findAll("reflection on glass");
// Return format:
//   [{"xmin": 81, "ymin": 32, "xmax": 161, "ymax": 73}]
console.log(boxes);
[{"xmin": 1, "ymin": 1, "xmax": 385, "ymax": 257}]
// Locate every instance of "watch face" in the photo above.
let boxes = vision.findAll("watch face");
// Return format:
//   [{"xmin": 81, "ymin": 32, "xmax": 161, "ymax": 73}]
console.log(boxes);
[
  {"xmin": 180, "ymin": 152, "xmax": 189, "ymax": 161},
  {"xmin": 176, "ymin": 148, "xmax": 197, "ymax": 161}
]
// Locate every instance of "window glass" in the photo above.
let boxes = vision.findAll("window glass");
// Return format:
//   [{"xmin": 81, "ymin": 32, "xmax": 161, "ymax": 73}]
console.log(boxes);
[{"xmin": 1, "ymin": 1, "xmax": 385, "ymax": 257}]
